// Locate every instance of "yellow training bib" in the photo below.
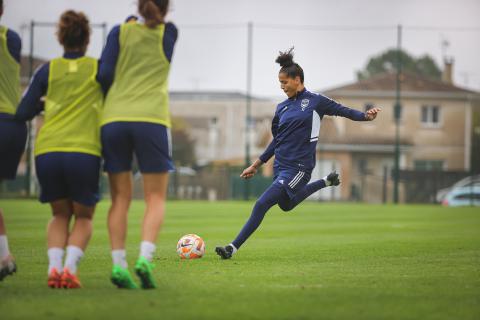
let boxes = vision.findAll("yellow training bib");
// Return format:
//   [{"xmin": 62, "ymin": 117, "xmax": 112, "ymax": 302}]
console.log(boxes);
[
  {"xmin": 35, "ymin": 57, "xmax": 103, "ymax": 156},
  {"xmin": 0, "ymin": 26, "xmax": 20, "ymax": 115},
  {"xmin": 102, "ymin": 23, "xmax": 171, "ymax": 127}
]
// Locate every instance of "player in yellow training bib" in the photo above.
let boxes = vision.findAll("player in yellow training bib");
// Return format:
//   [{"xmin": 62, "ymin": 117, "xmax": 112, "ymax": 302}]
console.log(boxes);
[
  {"xmin": 0, "ymin": 0, "xmax": 26, "ymax": 282},
  {"xmin": 15, "ymin": 11, "xmax": 103, "ymax": 289},
  {"xmin": 97, "ymin": 0, "xmax": 177, "ymax": 289}
]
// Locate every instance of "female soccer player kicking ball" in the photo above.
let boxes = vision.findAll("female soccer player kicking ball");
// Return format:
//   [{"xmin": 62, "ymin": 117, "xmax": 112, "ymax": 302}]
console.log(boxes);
[
  {"xmin": 0, "ymin": 0, "xmax": 26, "ymax": 281},
  {"xmin": 15, "ymin": 11, "xmax": 103, "ymax": 288},
  {"xmin": 216, "ymin": 48, "xmax": 380, "ymax": 259},
  {"xmin": 97, "ymin": 0, "xmax": 177, "ymax": 289}
]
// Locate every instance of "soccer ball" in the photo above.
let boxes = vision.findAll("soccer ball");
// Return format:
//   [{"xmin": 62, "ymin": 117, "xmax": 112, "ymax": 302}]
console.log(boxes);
[{"xmin": 176, "ymin": 234, "xmax": 205, "ymax": 259}]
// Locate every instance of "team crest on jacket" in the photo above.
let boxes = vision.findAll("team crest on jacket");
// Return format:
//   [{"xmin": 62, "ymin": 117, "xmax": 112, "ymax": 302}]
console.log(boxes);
[{"xmin": 301, "ymin": 99, "xmax": 310, "ymax": 111}]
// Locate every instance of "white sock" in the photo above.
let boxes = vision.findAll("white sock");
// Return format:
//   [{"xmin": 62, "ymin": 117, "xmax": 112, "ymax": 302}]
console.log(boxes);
[
  {"xmin": 0, "ymin": 235, "xmax": 10, "ymax": 259},
  {"xmin": 139, "ymin": 241, "xmax": 156, "ymax": 262},
  {"xmin": 48, "ymin": 247, "xmax": 64, "ymax": 274},
  {"xmin": 112, "ymin": 249, "xmax": 128, "ymax": 268},
  {"xmin": 228, "ymin": 243, "xmax": 238, "ymax": 254},
  {"xmin": 323, "ymin": 175, "xmax": 332, "ymax": 186},
  {"xmin": 64, "ymin": 246, "xmax": 84, "ymax": 274}
]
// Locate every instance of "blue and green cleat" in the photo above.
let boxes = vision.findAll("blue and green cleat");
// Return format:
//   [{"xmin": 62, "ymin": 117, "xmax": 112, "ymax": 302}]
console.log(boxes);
[
  {"xmin": 111, "ymin": 265, "xmax": 138, "ymax": 289},
  {"xmin": 134, "ymin": 257, "xmax": 156, "ymax": 289}
]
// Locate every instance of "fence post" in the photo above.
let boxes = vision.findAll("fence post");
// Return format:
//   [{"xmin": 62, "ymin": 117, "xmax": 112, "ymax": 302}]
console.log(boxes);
[{"xmin": 382, "ymin": 166, "xmax": 388, "ymax": 203}]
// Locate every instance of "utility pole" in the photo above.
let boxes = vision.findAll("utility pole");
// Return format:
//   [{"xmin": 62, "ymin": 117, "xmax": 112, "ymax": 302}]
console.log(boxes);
[
  {"xmin": 244, "ymin": 21, "xmax": 253, "ymax": 200},
  {"xmin": 26, "ymin": 21, "xmax": 35, "ymax": 196},
  {"xmin": 393, "ymin": 24, "xmax": 402, "ymax": 204}
]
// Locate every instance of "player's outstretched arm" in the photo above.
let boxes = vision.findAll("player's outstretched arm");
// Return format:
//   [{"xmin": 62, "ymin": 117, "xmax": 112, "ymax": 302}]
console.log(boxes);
[
  {"xmin": 364, "ymin": 107, "xmax": 381, "ymax": 121},
  {"xmin": 240, "ymin": 159, "xmax": 263, "ymax": 179},
  {"xmin": 320, "ymin": 94, "xmax": 381, "ymax": 122}
]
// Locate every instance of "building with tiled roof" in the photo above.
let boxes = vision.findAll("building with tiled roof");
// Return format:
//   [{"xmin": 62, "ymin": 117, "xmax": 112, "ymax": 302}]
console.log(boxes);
[{"xmin": 312, "ymin": 68, "xmax": 480, "ymax": 203}]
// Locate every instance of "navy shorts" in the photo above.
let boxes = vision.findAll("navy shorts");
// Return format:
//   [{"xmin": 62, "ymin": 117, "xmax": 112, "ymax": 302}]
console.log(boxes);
[
  {"xmin": 273, "ymin": 167, "xmax": 312, "ymax": 199},
  {"xmin": 35, "ymin": 152, "xmax": 101, "ymax": 206},
  {"xmin": 101, "ymin": 122, "xmax": 174, "ymax": 173},
  {"xmin": 0, "ymin": 116, "xmax": 27, "ymax": 180}
]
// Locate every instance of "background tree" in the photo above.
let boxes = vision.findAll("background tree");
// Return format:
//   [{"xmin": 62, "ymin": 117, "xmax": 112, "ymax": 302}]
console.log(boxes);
[{"xmin": 357, "ymin": 49, "xmax": 442, "ymax": 80}]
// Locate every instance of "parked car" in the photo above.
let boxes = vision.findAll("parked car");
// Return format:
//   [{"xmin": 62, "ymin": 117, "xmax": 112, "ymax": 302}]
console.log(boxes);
[
  {"xmin": 436, "ymin": 175, "xmax": 480, "ymax": 203},
  {"xmin": 442, "ymin": 186, "xmax": 480, "ymax": 207}
]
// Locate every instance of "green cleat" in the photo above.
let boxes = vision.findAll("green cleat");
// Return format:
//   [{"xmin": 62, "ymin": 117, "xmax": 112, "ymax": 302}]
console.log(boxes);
[
  {"xmin": 134, "ymin": 257, "xmax": 156, "ymax": 289},
  {"xmin": 111, "ymin": 265, "xmax": 138, "ymax": 289}
]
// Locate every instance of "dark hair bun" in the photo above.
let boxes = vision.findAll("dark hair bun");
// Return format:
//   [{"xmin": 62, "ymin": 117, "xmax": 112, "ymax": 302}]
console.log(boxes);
[
  {"xmin": 57, "ymin": 10, "xmax": 90, "ymax": 50},
  {"xmin": 275, "ymin": 47, "xmax": 295, "ymax": 67},
  {"xmin": 139, "ymin": 0, "xmax": 169, "ymax": 28}
]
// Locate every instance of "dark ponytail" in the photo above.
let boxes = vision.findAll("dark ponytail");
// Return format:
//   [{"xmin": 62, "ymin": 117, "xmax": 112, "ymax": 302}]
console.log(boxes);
[
  {"xmin": 276, "ymin": 47, "xmax": 304, "ymax": 83},
  {"xmin": 138, "ymin": 0, "xmax": 169, "ymax": 28},
  {"xmin": 57, "ymin": 10, "xmax": 90, "ymax": 52}
]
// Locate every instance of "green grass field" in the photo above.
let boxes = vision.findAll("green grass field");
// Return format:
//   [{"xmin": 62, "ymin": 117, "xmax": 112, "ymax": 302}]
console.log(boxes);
[{"xmin": 0, "ymin": 200, "xmax": 479, "ymax": 319}]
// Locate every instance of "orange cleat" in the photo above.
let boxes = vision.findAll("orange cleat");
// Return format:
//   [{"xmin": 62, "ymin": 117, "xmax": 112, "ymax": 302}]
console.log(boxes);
[
  {"xmin": 60, "ymin": 268, "xmax": 82, "ymax": 289},
  {"xmin": 47, "ymin": 268, "xmax": 62, "ymax": 288}
]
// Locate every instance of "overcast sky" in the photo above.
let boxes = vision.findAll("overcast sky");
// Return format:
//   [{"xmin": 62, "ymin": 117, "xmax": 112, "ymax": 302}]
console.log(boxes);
[{"xmin": 2, "ymin": 0, "xmax": 480, "ymax": 98}]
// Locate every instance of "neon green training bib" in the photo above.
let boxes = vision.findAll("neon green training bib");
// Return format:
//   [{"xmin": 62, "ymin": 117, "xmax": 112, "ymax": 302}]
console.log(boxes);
[
  {"xmin": 0, "ymin": 26, "xmax": 20, "ymax": 115},
  {"xmin": 35, "ymin": 57, "xmax": 103, "ymax": 156},
  {"xmin": 102, "ymin": 23, "xmax": 171, "ymax": 127}
]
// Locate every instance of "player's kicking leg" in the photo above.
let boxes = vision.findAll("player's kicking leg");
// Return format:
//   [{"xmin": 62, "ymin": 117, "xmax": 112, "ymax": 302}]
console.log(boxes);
[{"xmin": 216, "ymin": 183, "xmax": 285, "ymax": 259}]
